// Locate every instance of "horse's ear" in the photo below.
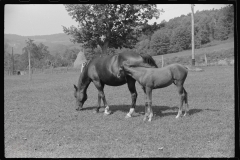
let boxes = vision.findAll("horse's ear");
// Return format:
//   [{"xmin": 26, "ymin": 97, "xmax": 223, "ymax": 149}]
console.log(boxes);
[{"xmin": 73, "ymin": 84, "xmax": 78, "ymax": 91}]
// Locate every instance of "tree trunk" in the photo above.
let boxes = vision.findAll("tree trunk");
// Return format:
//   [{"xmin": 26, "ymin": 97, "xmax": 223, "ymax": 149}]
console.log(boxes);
[{"xmin": 101, "ymin": 41, "xmax": 109, "ymax": 54}]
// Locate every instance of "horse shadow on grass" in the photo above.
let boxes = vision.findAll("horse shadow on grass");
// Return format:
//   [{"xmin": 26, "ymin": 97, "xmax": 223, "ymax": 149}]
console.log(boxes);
[
  {"xmin": 80, "ymin": 105, "xmax": 220, "ymax": 118},
  {"xmin": 110, "ymin": 105, "xmax": 204, "ymax": 118}
]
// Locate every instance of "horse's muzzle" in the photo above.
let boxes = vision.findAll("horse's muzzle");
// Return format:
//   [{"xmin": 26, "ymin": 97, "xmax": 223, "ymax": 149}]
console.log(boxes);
[
  {"xmin": 76, "ymin": 102, "xmax": 84, "ymax": 111},
  {"xmin": 117, "ymin": 73, "xmax": 121, "ymax": 78}
]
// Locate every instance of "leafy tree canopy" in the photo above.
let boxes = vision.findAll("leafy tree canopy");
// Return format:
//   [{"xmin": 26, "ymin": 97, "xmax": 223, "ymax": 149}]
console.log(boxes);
[{"xmin": 63, "ymin": 4, "xmax": 162, "ymax": 54}]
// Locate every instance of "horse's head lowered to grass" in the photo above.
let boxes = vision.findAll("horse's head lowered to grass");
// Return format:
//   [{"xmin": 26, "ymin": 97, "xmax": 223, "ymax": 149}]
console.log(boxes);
[
  {"xmin": 73, "ymin": 61, "xmax": 91, "ymax": 111},
  {"xmin": 74, "ymin": 84, "xmax": 88, "ymax": 111}
]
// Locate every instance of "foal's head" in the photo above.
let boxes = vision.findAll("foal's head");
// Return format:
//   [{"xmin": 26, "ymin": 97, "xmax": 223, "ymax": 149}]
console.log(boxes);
[{"xmin": 117, "ymin": 60, "xmax": 131, "ymax": 78}]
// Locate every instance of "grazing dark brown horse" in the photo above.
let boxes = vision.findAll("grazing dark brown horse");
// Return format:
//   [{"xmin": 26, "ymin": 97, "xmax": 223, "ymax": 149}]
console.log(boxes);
[
  {"xmin": 117, "ymin": 62, "xmax": 188, "ymax": 121},
  {"xmin": 73, "ymin": 51, "xmax": 158, "ymax": 118}
]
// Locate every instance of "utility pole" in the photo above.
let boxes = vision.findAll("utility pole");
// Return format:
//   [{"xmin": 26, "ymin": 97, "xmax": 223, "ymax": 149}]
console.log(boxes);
[
  {"xmin": 191, "ymin": 4, "xmax": 195, "ymax": 66},
  {"xmin": 12, "ymin": 47, "xmax": 14, "ymax": 75}
]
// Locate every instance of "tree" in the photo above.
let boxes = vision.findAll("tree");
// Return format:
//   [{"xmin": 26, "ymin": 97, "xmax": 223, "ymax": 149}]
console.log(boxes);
[
  {"xmin": 63, "ymin": 48, "xmax": 80, "ymax": 65},
  {"xmin": 141, "ymin": 22, "xmax": 163, "ymax": 40},
  {"xmin": 225, "ymin": 5, "xmax": 234, "ymax": 35},
  {"xmin": 135, "ymin": 39, "xmax": 151, "ymax": 55},
  {"xmin": 214, "ymin": 5, "xmax": 233, "ymax": 40},
  {"xmin": 150, "ymin": 29, "xmax": 170, "ymax": 55},
  {"xmin": 4, "ymin": 43, "xmax": 11, "ymax": 72},
  {"xmin": 63, "ymin": 4, "xmax": 162, "ymax": 54},
  {"xmin": 169, "ymin": 26, "xmax": 191, "ymax": 52},
  {"xmin": 22, "ymin": 39, "xmax": 50, "ymax": 69},
  {"xmin": 211, "ymin": 5, "xmax": 233, "ymax": 41}
]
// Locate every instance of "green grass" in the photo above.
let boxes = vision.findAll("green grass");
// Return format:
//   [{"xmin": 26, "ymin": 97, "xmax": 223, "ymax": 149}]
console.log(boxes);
[{"xmin": 4, "ymin": 65, "xmax": 234, "ymax": 158}]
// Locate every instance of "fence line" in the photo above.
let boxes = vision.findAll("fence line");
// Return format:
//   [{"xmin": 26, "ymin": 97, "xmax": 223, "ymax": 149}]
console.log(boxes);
[{"xmin": 4, "ymin": 67, "xmax": 81, "ymax": 76}]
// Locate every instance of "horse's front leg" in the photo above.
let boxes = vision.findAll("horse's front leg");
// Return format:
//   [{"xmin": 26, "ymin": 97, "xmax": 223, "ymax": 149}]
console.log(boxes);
[
  {"xmin": 125, "ymin": 77, "xmax": 138, "ymax": 118},
  {"xmin": 93, "ymin": 80, "xmax": 111, "ymax": 115}
]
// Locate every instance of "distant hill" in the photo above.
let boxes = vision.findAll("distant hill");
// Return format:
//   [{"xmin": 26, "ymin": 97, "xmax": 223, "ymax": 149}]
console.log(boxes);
[{"xmin": 4, "ymin": 33, "xmax": 82, "ymax": 56}]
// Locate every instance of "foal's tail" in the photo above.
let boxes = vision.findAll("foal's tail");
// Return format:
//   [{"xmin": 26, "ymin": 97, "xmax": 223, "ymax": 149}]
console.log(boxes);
[{"xmin": 140, "ymin": 53, "xmax": 158, "ymax": 68}]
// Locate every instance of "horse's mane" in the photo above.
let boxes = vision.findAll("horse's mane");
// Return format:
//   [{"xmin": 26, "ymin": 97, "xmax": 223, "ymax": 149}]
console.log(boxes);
[
  {"xmin": 78, "ymin": 60, "xmax": 91, "ymax": 88},
  {"xmin": 140, "ymin": 53, "xmax": 158, "ymax": 68}
]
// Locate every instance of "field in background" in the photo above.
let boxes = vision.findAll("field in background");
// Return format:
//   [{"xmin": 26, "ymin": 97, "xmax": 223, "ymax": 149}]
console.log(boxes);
[
  {"xmin": 153, "ymin": 39, "xmax": 234, "ymax": 66},
  {"xmin": 4, "ymin": 65, "xmax": 234, "ymax": 158}
]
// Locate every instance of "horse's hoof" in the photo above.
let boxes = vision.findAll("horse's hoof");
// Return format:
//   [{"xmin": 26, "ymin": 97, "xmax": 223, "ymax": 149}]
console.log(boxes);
[
  {"xmin": 93, "ymin": 110, "xmax": 99, "ymax": 114},
  {"xmin": 76, "ymin": 108, "xmax": 83, "ymax": 111},
  {"xmin": 125, "ymin": 114, "xmax": 131, "ymax": 118},
  {"xmin": 104, "ymin": 111, "xmax": 111, "ymax": 115},
  {"xmin": 148, "ymin": 117, "xmax": 153, "ymax": 122},
  {"xmin": 175, "ymin": 115, "xmax": 181, "ymax": 118}
]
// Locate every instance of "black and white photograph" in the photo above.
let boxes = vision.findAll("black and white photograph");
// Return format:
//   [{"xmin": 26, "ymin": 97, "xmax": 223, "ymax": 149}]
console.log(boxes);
[{"xmin": 4, "ymin": 4, "xmax": 235, "ymax": 158}]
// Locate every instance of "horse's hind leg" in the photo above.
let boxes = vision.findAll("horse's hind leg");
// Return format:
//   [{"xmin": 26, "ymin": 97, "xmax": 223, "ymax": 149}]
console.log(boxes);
[
  {"xmin": 93, "ymin": 93, "xmax": 101, "ymax": 113},
  {"xmin": 176, "ymin": 85, "xmax": 185, "ymax": 118},
  {"xmin": 183, "ymin": 88, "xmax": 189, "ymax": 116}
]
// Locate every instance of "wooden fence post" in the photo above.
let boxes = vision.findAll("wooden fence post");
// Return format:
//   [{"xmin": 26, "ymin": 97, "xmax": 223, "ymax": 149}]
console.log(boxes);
[
  {"xmin": 205, "ymin": 54, "xmax": 208, "ymax": 66},
  {"xmin": 161, "ymin": 55, "xmax": 164, "ymax": 68}
]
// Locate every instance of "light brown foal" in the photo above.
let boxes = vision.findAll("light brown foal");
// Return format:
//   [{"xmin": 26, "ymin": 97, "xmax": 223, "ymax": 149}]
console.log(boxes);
[{"xmin": 117, "ymin": 62, "xmax": 189, "ymax": 121}]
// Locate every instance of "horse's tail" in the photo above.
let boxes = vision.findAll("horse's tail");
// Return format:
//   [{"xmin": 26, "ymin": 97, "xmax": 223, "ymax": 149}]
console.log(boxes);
[{"xmin": 140, "ymin": 53, "xmax": 158, "ymax": 68}]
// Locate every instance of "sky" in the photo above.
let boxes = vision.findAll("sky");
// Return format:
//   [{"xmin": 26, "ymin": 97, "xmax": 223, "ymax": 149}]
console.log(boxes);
[{"xmin": 4, "ymin": 4, "xmax": 229, "ymax": 36}]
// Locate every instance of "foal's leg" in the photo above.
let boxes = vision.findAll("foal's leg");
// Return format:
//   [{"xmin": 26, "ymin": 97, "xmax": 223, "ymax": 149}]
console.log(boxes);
[
  {"xmin": 145, "ymin": 87, "xmax": 153, "ymax": 122},
  {"xmin": 176, "ymin": 85, "xmax": 185, "ymax": 118},
  {"xmin": 183, "ymin": 88, "xmax": 189, "ymax": 116},
  {"xmin": 125, "ymin": 77, "xmax": 138, "ymax": 118},
  {"xmin": 148, "ymin": 104, "xmax": 153, "ymax": 122},
  {"xmin": 142, "ymin": 87, "xmax": 148, "ymax": 121},
  {"xmin": 143, "ymin": 102, "xmax": 148, "ymax": 122},
  {"xmin": 92, "ymin": 80, "xmax": 111, "ymax": 115}
]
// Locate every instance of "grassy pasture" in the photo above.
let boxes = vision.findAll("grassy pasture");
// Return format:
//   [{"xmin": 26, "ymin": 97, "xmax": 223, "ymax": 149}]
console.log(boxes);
[
  {"xmin": 4, "ymin": 65, "xmax": 234, "ymax": 158},
  {"xmin": 153, "ymin": 40, "xmax": 234, "ymax": 66}
]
